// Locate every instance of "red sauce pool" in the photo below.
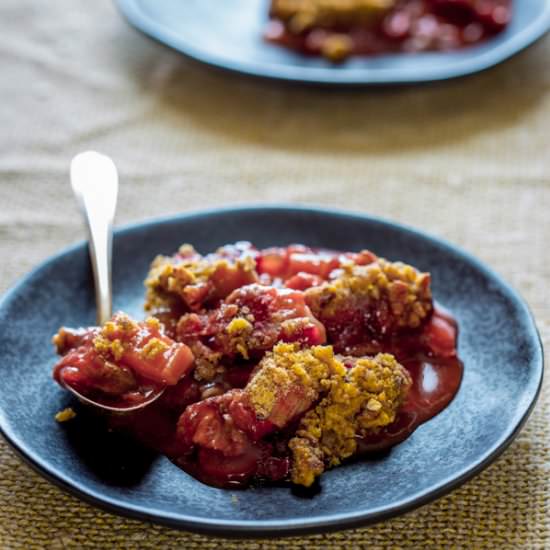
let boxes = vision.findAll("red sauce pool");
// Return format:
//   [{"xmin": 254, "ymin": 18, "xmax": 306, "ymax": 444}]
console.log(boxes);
[{"xmin": 358, "ymin": 307, "xmax": 463, "ymax": 454}]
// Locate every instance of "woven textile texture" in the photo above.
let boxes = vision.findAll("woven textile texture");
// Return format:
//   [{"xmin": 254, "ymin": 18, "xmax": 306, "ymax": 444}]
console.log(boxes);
[{"xmin": 0, "ymin": 1, "xmax": 549, "ymax": 548}]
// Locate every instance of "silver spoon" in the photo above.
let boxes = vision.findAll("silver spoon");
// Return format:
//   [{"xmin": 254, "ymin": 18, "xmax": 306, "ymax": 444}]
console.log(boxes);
[{"xmin": 60, "ymin": 151, "xmax": 164, "ymax": 413}]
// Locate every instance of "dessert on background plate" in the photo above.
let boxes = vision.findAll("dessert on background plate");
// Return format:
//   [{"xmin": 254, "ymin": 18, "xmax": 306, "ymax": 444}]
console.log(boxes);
[
  {"xmin": 266, "ymin": 0, "xmax": 512, "ymax": 61},
  {"xmin": 53, "ymin": 241, "xmax": 462, "ymax": 489},
  {"xmin": 115, "ymin": 0, "xmax": 550, "ymax": 85}
]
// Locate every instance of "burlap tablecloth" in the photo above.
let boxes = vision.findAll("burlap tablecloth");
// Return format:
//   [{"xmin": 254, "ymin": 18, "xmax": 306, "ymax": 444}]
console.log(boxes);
[{"xmin": 1, "ymin": 1, "xmax": 549, "ymax": 548}]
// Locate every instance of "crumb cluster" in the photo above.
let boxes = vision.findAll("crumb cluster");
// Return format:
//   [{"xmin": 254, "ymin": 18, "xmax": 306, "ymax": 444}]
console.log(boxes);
[
  {"xmin": 289, "ymin": 353, "xmax": 411, "ymax": 486},
  {"xmin": 145, "ymin": 244, "xmax": 257, "ymax": 312},
  {"xmin": 270, "ymin": 0, "xmax": 395, "ymax": 32},
  {"xmin": 305, "ymin": 258, "xmax": 432, "ymax": 342},
  {"xmin": 244, "ymin": 342, "xmax": 341, "ymax": 425}
]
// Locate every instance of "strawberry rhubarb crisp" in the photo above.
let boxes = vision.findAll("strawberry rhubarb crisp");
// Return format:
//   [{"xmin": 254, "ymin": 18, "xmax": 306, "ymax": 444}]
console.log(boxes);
[
  {"xmin": 265, "ymin": 0, "xmax": 512, "ymax": 61},
  {"xmin": 53, "ymin": 242, "xmax": 462, "ymax": 488}
]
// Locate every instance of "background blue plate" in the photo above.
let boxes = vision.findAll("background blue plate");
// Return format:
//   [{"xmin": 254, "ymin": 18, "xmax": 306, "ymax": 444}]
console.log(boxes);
[
  {"xmin": 0, "ymin": 207, "xmax": 543, "ymax": 536},
  {"xmin": 115, "ymin": 0, "xmax": 550, "ymax": 85}
]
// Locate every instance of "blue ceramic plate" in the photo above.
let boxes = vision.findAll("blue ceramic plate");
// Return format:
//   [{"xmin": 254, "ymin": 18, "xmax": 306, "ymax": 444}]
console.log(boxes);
[
  {"xmin": 115, "ymin": 0, "xmax": 550, "ymax": 85},
  {"xmin": 0, "ymin": 207, "xmax": 543, "ymax": 536}
]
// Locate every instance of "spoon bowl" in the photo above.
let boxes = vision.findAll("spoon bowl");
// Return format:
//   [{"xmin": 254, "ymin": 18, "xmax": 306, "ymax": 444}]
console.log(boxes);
[
  {"xmin": 61, "ymin": 151, "xmax": 165, "ymax": 413},
  {"xmin": 59, "ymin": 376, "xmax": 165, "ymax": 413}
]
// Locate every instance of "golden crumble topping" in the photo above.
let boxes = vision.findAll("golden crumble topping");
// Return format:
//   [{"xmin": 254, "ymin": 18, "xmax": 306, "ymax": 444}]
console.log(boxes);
[
  {"xmin": 187, "ymin": 340, "xmax": 224, "ymax": 382},
  {"xmin": 225, "ymin": 317, "xmax": 254, "ymax": 359},
  {"xmin": 94, "ymin": 336, "xmax": 124, "ymax": 360},
  {"xmin": 102, "ymin": 313, "xmax": 139, "ymax": 337},
  {"xmin": 226, "ymin": 317, "xmax": 254, "ymax": 334},
  {"xmin": 144, "ymin": 244, "xmax": 258, "ymax": 312},
  {"xmin": 270, "ymin": 0, "xmax": 395, "ymax": 33},
  {"xmin": 306, "ymin": 258, "xmax": 432, "ymax": 332},
  {"xmin": 289, "ymin": 353, "xmax": 411, "ymax": 486},
  {"xmin": 288, "ymin": 437, "xmax": 324, "ymax": 488},
  {"xmin": 52, "ymin": 327, "xmax": 86, "ymax": 355},
  {"xmin": 144, "ymin": 254, "xmax": 198, "ymax": 310},
  {"xmin": 321, "ymin": 34, "xmax": 354, "ymax": 62},
  {"xmin": 244, "ymin": 343, "xmax": 343, "ymax": 423},
  {"xmin": 52, "ymin": 330, "xmax": 68, "ymax": 354},
  {"xmin": 145, "ymin": 316, "xmax": 161, "ymax": 330},
  {"xmin": 55, "ymin": 407, "xmax": 77, "ymax": 423},
  {"xmin": 140, "ymin": 337, "xmax": 170, "ymax": 359},
  {"xmin": 92, "ymin": 312, "xmax": 139, "ymax": 361}
]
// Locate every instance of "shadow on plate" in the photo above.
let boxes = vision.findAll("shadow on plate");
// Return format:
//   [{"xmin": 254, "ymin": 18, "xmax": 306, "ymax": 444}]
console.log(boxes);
[{"xmin": 59, "ymin": 401, "xmax": 158, "ymax": 487}]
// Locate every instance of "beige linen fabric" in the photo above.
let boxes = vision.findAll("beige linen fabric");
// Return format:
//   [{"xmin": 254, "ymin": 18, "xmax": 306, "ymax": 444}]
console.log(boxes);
[{"xmin": 1, "ymin": 1, "xmax": 549, "ymax": 548}]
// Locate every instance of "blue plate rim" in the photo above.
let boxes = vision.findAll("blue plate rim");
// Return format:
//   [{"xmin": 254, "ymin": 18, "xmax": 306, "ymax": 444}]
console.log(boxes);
[
  {"xmin": 114, "ymin": 0, "xmax": 550, "ymax": 85},
  {"xmin": 0, "ymin": 205, "xmax": 544, "ymax": 537}
]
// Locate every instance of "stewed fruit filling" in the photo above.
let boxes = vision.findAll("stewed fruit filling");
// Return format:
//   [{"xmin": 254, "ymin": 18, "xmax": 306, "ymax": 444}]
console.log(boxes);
[{"xmin": 52, "ymin": 242, "xmax": 462, "ymax": 488}]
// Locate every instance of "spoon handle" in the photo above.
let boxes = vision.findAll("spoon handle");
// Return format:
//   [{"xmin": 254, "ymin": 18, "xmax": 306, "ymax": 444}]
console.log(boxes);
[{"xmin": 70, "ymin": 152, "xmax": 119, "ymax": 325}]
